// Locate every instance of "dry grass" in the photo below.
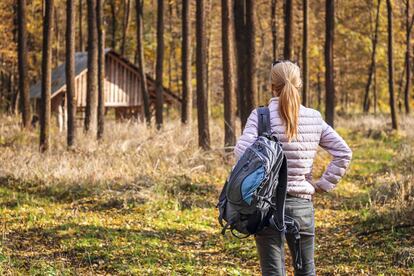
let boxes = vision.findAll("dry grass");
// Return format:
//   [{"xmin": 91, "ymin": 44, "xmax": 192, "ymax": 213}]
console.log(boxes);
[
  {"xmin": 337, "ymin": 112, "xmax": 414, "ymax": 138},
  {"xmin": 368, "ymin": 139, "xmax": 414, "ymax": 224},
  {"xmin": 0, "ymin": 115, "xmax": 234, "ymax": 203},
  {"xmin": 1, "ymin": 113, "xmax": 413, "ymax": 217},
  {"xmin": 336, "ymin": 113, "xmax": 414, "ymax": 224}
]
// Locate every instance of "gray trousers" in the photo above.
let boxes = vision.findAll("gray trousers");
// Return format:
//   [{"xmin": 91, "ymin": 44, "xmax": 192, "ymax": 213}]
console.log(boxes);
[{"xmin": 255, "ymin": 195, "xmax": 315, "ymax": 276}]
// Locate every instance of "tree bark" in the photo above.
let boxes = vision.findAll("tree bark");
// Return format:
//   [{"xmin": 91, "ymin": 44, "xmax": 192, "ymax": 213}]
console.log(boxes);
[
  {"xmin": 79, "ymin": 0, "xmax": 84, "ymax": 51},
  {"xmin": 67, "ymin": 0, "xmax": 76, "ymax": 147},
  {"xmin": 121, "ymin": 0, "xmax": 131, "ymax": 55},
  {"xmin": 302, "ymin": 0, "xmax": 309, "ymax": 106},
  {"xmin": 397, "ymin": 59, "xmax": 406, "ymax": 111},
  {"xmin": 245, "ymin": 0, "xmax": 257, "ymax": 113},
  {"xmin": 17, "ymin": 0, "xmax": 31, "ymax": 129},
  {"xmin": 0, "ymin": 71, "xmax": 4, "ymax": 109},
  {"xmin": 136, "ymin": 0, "xmax": 151, "ymax": 125},
  {"xmin": 373, "ymin": 63, "xmax": 378, "ymax": 113},
  {"xmin": 196, "ymin": 0, "xmax": 210, "ymax": 150},
  {"xmin": 271, "ymin": 0, "xmax": 277, "ymax": 60},
  {"xmin": 283, "ymin": 0, "xmax": 293, "ymax": 60},
  {"xmin": 386, "ymin": 0, "xmax": 398, "ymax": 130},
  {"xmin": 167, "ymin": 1, "xmax": 173, "ymax": 93},
  {"xmin": 233, "ymin": 0, "xmax": 257, "ymax": 128},
  {"xmin": 325, "ymin": 0, "xmax": 335, "ymax": 127},
  {"xmin": 54, "ymin": 6, "xmax": 60, "ymax": 67},
  {"xmin": 205, "ymin": 0, "xmax": 213, "ymax": 119},
  {"xmin": 97, "ymin": 0, "xmax": 105, "ymax": 139},
  {"xmin": 84, "ymin": 0, "xmax": 98, "ymax": 134},
  {"xmin": 363, "ymin": 0, "xmax": 381, "ymax": 113},
  {"xmin": 222, "ymin": 0, "xmax": 236, "ymax": 148},
  {"xmin": 109, "ymin": 0, "xmax": 117, "ymax": 50},
  {"xmin": 40, "ymin": 0, "xmax": 54, "ymax": 152},
  {"xmin": 9, "ymin": 73, "xmax": 17, "ymax": 114},
  {"xmin": 181, "ymin": 0, "xmax": 192, "ymax": 124},
  {"xmin": 317, "ymin": 70, "xmax": 322, "ymax": 110},
  {"xmin": 404, "ymin": 0, "xmax": 413, "ymax": 113},
  {"xmin": 234, "ymin": 0, "xmax": 246, "ymax": 125},
  {"xmin": 155, "ymin": 0, "xmax": 164, "ymax": 130}
]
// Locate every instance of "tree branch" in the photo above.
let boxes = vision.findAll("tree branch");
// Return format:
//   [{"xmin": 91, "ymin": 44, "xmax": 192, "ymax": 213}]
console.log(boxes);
[{"xmin": 357, "ymin": 224, "xmax": 414, "ymax": 237}]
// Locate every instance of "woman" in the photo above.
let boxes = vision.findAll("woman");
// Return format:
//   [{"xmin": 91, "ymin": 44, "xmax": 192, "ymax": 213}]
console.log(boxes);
[{"xmin": 234, "ymin": 61, "xmax": 352, "ymax": 275}]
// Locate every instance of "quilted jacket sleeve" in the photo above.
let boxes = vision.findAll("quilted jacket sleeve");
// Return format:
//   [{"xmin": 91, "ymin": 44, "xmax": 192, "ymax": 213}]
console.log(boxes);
[
  {"xmin": 234, "ymin": 109, "xmax": 258, "ymax": 161},
  {"xmin": 315, "ymin": 120, "xmax": 353, "ymax": 192}
]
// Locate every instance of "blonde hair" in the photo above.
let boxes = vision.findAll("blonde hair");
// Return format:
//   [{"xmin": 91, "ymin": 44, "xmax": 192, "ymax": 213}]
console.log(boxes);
[{"xmin": 270, "ymin": 61, "xmax": 302, "ymax": 142}]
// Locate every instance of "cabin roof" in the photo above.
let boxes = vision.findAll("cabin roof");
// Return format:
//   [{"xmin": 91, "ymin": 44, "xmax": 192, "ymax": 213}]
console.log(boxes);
[{"xmin": 29, "ymin": 49, "xmax": 181, "ymax": 103}]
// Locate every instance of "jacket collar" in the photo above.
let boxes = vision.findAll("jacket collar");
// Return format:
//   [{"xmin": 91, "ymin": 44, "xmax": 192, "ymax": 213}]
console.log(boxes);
[
  {"xmin": 268, "ymin": 96, "xmax": 279, "ymax": 104},
  {"xmin": 269, "ymin": 96, "xmax": 305, "ymax": 110}
]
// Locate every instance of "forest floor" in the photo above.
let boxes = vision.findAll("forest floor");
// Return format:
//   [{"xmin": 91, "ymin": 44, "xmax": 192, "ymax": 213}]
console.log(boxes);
[{"xmin": 0, "ymin": 114, "xmax": 413, "ymax": 275}]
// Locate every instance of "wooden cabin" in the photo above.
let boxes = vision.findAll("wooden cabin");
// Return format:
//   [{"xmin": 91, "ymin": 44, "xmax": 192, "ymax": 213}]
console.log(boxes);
[{"xmin": 30, "ymin": 49, "xmax": 181, "ymax": 129}]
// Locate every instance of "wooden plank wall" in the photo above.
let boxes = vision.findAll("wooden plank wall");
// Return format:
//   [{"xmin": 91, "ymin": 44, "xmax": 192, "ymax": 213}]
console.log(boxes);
[
  {"xmin": 74, "ymin": 54, "xmax": 143, "ymax": 108},
  {"xmin": 75, "ymin": 71, "xmax": 87, "ymax": 107},
  {"xmin": 104, "ymin": 54, "xmax": 142, "ymax": 107}
]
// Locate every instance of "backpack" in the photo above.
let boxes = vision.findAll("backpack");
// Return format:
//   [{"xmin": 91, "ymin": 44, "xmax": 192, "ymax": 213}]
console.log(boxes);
[{"xmin": 217, "ymin": 106, "xmax": 303, "ymax": 269}]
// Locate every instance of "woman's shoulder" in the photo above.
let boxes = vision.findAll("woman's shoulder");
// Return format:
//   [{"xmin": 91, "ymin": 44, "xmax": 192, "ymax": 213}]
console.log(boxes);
[{"xmin": 299, "ymin": 105, "xmax": 323, "ymax": 119}]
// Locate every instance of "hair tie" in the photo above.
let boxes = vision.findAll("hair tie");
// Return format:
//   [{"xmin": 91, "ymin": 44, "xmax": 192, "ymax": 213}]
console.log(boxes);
[{"xmin": 285, "ymin": 78, "xmax": 292, "ymax": 86}]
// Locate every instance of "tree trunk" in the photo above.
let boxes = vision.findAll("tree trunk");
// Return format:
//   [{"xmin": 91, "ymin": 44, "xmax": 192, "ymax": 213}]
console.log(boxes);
[
  {"xmin": 317, "ymin": 70, "xmax": 322, "ymax": 110},
  {"xmin": 136, "ymin": 0, "xmax": 151, "ymax": 125},
  {"xmin": 155, "ymin": 0, "xmax": 164, "ymax": 130},
  {"xmin": 17, "ymin": 0, "xmax": 31, "ymax": 129},
  {"xmin": 206, "ymin": 0, "xmax": 213, "ymax": 120},
  {"xmin": 167, "ymin": 1, "xmax": 173, "ymax": 93},
  {"xmin": 152, "ymin": 0, "xmax": 157, "ymax": 76},
  {"xmin": 363, "ymin": 0, "xmax": 381, "ymax": 113},
  {"xmin": 397, "ymin": 59, "xmax": 406, "ymax": 111},
  {"xmin": 222, "ymin": 0, "xmax": 236, "ymax": 148},
  {"xmin": 271, "ymin": 0, "xmax": 277, "ymax": 60},
  {"xmin": 373, "ymin": 63, "xmax": 378, "ymax": 113},
  {"xmin": 9, "ymin": 73, "xmax": 16, "ymax": 114},
  {"xmin": 404, "ymin": 0, "xmax": 412, "ymax": 114},
  {"xmin": 67, "ymin": 0, "xmax": 76, "ymax": 147},
  {"xmin": 196, "ymin": 0, "xmax": 210, "ymax": 150},
  {"xmin": 54, "ymin": 6, "xmax": 60, "ymax": 67},
  {"xmin": 121, "ymin": 0, "xmax": 131, "ymax": 55},
  {"xmin": 0, "ymin": 71, "xmax": 4, "ymax": 109},
  {"xmin": 84, "ymin": 0, "xmax": 98, "ymax": 134},
  {"xmin": 283, "ymin": 0, "xmax": 293, "ymax": 60},
  {"xmin": 109, "ymin": 0, "xmax": 117, "ymax": 50},
  {"xmin": 245, "ymin": 0, "xmax": 257, "ymax": 112},
  {"xmin": 234, "ymin": 0, "xmax": 246, "ymax": 125},
  {"xmin": 233, "ymin": 0, "xmax": 257, "ymax": 128},
  {"xmin": 97, "ymin": 0, "xmax": 105, "ymax": 139},
  {"xmin": 79, "ymin": 0, "xmax": 84, "ymax": 51},
  {"xmin": 386, "ymin": 0, "xmax": 398, "ymax": 130},
  {"xmin": 302, "ymin": 0, "xmax": 309, "ymax": 106},
  {"xmin": 12, "ymin": 71, "xmax": 19, "ymax": 115},
  {"xmin": 40, "ymin": 0, "xmax": 54, "ymax": 152},
  {"xmin": 181, "ymin": 0, "xmax": 192, "ymax": 124},
  {"xmin": 325, "ymin": 0, "xmax": 335, "ymax": 127}
]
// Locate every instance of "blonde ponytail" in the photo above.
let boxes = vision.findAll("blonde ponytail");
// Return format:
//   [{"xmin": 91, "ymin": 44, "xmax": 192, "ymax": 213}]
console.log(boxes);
[{"xmin": 270, "ymin": 61, "xmax": 302, "ymax": 142}]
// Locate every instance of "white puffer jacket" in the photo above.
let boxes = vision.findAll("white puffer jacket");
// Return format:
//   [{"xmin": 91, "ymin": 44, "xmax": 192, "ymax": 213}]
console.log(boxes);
[{"xmin": 234, "ymin": 96, "xmax": 352, "ymax": 199}]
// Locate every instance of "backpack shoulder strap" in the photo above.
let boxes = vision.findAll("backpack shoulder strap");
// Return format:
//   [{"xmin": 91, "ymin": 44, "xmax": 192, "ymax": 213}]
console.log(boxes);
[{"xmin": 256, "ymin": 106, "xmax": 271, "ymax": 137}]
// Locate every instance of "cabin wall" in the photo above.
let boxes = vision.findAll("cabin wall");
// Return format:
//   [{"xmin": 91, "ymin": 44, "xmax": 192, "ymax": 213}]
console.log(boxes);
[
  {"xmin": 73, "ymin": 54, "xmax": 143, "ymax": 109},
  {"xmin": 104, "ymin": 54, "xmax": 143, "ymax": 107},
  {"xmin": 75, "ymin": 70, "xmax": 88, "ymax": 107}
]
